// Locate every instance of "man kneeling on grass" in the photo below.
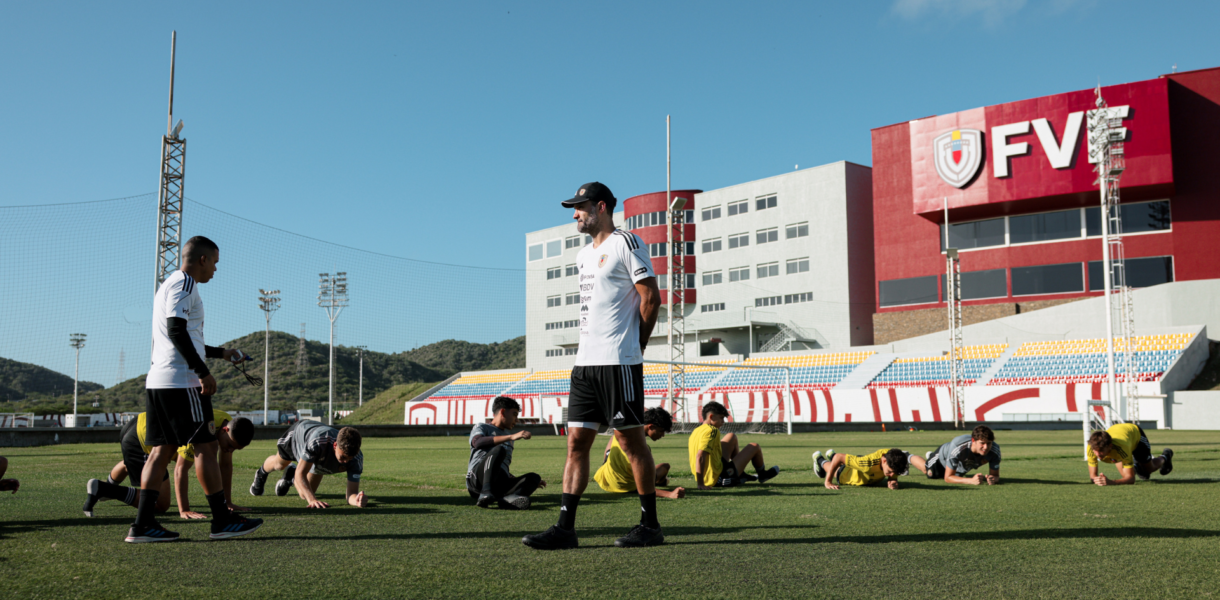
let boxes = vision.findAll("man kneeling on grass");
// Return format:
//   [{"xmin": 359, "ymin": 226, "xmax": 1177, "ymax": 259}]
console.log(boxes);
[
  {"xmin": 814, "ymin": 448, "xmax": 910, "ymax": 490},
  {"xmin": 467, "ymin": 396, "xmax": 546, "ymax": 510},
  {"xmin": 688, "ymin": 401, "xmax": 780, "ymax": 491},
  {"xmin": 250, "ymin": 421, "xmax": 367, "ymax": 508},
  {"xmin": 595, "ymin": 407, "xmax": 685, "ymax": 499},
  {"xmin": 910, "ymin": 425, "xmax": 1002, "ymax": 486},
  {"xmin": 1087, "ymin": 422, "xmax": 1173, "ymax": 486}
]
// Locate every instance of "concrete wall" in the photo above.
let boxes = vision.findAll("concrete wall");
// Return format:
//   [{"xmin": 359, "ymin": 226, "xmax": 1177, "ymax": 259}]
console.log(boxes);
[{"xmin": 1167, "ymin": 390, "xmax": 1220, "ymax": 430}]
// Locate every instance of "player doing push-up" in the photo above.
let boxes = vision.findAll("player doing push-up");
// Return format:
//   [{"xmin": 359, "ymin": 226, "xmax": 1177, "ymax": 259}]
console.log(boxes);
[{"xmin": 251, "ymin": 421, "xmax": 367, "ymax": 508}]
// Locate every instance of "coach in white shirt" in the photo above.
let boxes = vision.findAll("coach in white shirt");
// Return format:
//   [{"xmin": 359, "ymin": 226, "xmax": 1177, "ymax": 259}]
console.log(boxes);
[{"xmin": 522, "ymin": 182, "xmax": 663, "ymax": 551}]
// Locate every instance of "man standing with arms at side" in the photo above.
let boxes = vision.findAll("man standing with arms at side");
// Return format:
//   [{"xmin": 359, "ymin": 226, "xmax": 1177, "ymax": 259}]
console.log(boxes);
[
  {"xmin": 523, "ymin": 182, "xmax": 663, "ymax": 550},
  {"xmin": 128, "ymin": 235, "xmax": 263, "ymax": 543}
]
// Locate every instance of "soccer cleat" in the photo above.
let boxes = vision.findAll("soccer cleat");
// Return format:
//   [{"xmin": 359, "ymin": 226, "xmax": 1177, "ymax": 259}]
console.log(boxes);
[
  {"xmin": 125, "ymin": 523, "xmax": 180, "ymax": 543},
  {"xmin": 210, "ymin": 515, "xmax": 264, "ymax": 540},
  {"xmin": 83, "ymin": 479, "xmax": 101, "ymax": 517},
  {"xmin": 740, "ymin": 473, "xmax": 758, "ymax": 483},
  {"xmin": 249, "ymin": 469, "xmax": 268, "ymax": 496},
  {"xmin": 500, "ymin": 494, "xmax": 531, "ymax": 510},
  {"xmin": 757, "ymin": 466, "xmax": 781, "ymax": 484},
  {"xmin": 275, "ymin": 465, "xmax": 296, "ymax": 497},
  {"xmin": 1160, "ymin": 448, "xmax": 1174, "ymax": 476},
  {"xmin": 476, "ymin": 493, "xmax": 497, "ymax": 508},
  {"xmin": 522, "ymin": 525, "xmax": 579, "ymax": 550},
  {"xmin": 614, "ymin": 524, "xmax": 664, "ymax": 548},
  {"xmin": 813, "ymin": 451, "xmax": 826, "ymax": 478}
]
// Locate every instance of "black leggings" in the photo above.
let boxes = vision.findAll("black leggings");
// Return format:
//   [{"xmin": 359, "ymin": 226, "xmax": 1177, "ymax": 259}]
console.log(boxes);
[{"xmin": 466, "ymin": 444, "xmax": 541, "ymax": 499}]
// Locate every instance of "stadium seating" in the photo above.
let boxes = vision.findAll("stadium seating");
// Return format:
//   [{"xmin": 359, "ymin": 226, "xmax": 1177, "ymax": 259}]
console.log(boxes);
[
  {"xmin": 703, "ymin": 352, "xmax": 874, "ymax": 393},
  {"xmin": 504, "ymin": 369, "xmax": 573, "ymax": 397},
  {"xmin": 867, "ymin": 345, "xmax": 1007, "ymax": 389},
  {"xmin": 429, "ymin": 371, "xmax": 529, "ymax": 399},
  {"xmin": 987, "ymin": 333, "xmax": 1192, "ymax": 385}
]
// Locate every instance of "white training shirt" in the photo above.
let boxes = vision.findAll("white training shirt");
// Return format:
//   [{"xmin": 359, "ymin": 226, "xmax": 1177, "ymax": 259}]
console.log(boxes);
[
  {"xmin": 574, "ymin": 229, "xmax": 656, "ymax": 366},
  {"xmin": 146, "ymin": 270, "xmax": 207, "ymax": 389}
]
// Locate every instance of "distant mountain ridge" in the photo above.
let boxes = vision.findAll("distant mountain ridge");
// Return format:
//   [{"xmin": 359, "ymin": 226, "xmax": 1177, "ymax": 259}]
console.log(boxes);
[{"xmin": 0, "ymin": 356, "xmax": 103, "ymax": 402}]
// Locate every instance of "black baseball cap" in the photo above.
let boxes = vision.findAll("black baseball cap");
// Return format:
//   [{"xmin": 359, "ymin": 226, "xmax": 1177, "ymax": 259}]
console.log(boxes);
[{"xmin": 561, "ymin": 181, "xmax": 616, "ymax": 210}]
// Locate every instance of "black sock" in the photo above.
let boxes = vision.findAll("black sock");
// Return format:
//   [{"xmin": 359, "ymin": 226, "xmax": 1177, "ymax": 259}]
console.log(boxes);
[
  {"xmin": 134, "ymin": 489, "xmax": 159, "ymax": 527},
  {"xmin": 557, "ymin": 493, "xmax": 580, "ymax": 530},
  {"xmin": 256, "ymin": 467, "xmax": 268, "ymax": 478},
  {"xmin": 639, "ymin": 492, "xmax": 659, "ymax": 528},
  {"xmin": 96, "ymin": 481, "xmax": 132, "ymax": 504},
  {"xmin": 107, "ymin": 475, "xmax": 118, "ymax": 485},
  {"xmin": 205, "ymin": 491, "xmax": 231, "ymax": 521},
  {"xmin": 283, "ymin": 464, "xmax": 296, "ymax": 480}
]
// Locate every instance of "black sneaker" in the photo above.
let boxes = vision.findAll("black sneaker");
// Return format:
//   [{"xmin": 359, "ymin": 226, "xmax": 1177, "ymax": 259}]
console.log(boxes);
[
  {"xmin": 757, "ymin": 466, "xmax": 781, "ymax": 484},
  {"xmin": 1160, "ymin": 448, "xmax": 1174, "ymax": 476},
  {"xmin": 125, "ymin": 523, "xmax": 180, "ymax": 543},
  {"xmin": 275, "ymin": 465, "xmax": 296, "ymax": 497},
  {"xmin": 500, "ymin": 494, "xmax": 531, "ymax": 510},
  {"xmin": 614, "ymin": 524, "xmax": 664, "ymax": 548},
  {"xmin": 83, "ymin": 479, "xmax": 101, "ymax": 517},
  {"xmin": 476, "ymin": 493, "xmax": 497, "ymax": 508},
  {"xmin": 740, "ymin": 473, "xmax": 759, "ymax": 482},
  {"xmin": 210, "ymin": 515, "xmax": 264, "ymax": 540},
  {"xmin": 522, "ymin": 525, "xmax": 579, "ymax": 550},
  {"xmin": 249, "ymin": 469, "xmax": 268, "ymax": 497},
  {"xmin": 813, "ymin": 451, "xmax": 827, "ymax": 478}
]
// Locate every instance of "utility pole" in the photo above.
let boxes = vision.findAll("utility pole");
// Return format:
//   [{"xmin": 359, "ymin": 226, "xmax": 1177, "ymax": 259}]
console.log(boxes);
[
  {"xmin": 318, "ymin": 273, "xmax": 348, "ymax": 424},
  {"xmin": 356, "ymin": 346, "xmax": 367, "ymax": 406},
  {"xmin": 154, "ymin": 31, "xmax": 187, "ymax": 292},
  {"xmin": 665, "ymin": 115, "xmax": 688, "ymax": 428},
  {"xmin": 944, "ymin": 199, "xmax": 964, "ymax": 429},
  {"xmin": 258, "ymin": 289, "xmax": 281, "ymax": 426},
  {"xmin": 70, "ymin": 333, "xmax": 87, "ymax": 426}
]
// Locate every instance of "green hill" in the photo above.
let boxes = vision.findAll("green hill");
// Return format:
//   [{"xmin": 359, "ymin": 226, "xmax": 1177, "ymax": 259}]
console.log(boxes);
[
  {"xmin": 0, "ymin": 356, "xmax": 104, "ymax": 405},
  {"xmin": 398, "ymin": 337, "xmax": 524, "ymax": 373},
  {"xmin": 339, "ymin": 381, "xmax": 443, "ymax": 425}
]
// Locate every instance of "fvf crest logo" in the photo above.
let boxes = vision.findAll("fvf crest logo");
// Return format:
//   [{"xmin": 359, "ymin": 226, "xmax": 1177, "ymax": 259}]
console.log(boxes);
[{"xmin": 932, "ymin": 129, "xmax": 983, "ymax": 188}]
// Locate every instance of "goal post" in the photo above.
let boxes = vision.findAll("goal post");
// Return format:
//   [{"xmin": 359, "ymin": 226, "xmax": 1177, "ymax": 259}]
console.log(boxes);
[{"xmin": 643, "ymin": 359, "xmax": 792, "ymax": 435}]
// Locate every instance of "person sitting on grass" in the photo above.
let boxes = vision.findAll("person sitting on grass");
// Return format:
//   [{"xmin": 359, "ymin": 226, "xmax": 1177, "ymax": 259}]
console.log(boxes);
[
  {"xmin": 910, "ymin": 425, "xmax": 1001, "ymax": 485},
  {"xmin": 467, "ymin": 396, "xmax": 546, "ymax": 510},
  {"xmin": 83, "ymin": 411, "xmax": 254, "ymax": 518},
  {"xmin": 814, "ymin": 448, "xmax": 911, "ymax": 490},
  {"xmin": 1087, "ymin": 422, "xmax": 1173, "ymax": 486},
  {"xmin": 688, "ymin": 401, "xmax": 780, "ymax": 491},
  {"xmin": 0, "ymin": 456, "xmax": 18, "ymax": 494},
  {"xmin": 594, "ymin": 407, "xmax": 685, "ymax": 499},
  {"xmin": 250, "ymin": 421, "xmax": 367, "ymax": 508}
]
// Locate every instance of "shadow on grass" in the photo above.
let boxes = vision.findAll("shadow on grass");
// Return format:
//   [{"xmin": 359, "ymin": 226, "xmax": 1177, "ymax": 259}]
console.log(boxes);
[
  {"xmin": 666, "ymin": 526, "xmax": 1220, "ymax": 546},
  {"xmin": 249, "ymin": 524, "xmax": 820, "ymax": 545},
  {"xmin": 1149, "ymin": 478, "xmax": 1220, "ymax": 484},
  {"xmin": 992, "ymin": 478, "xmax": 1082, "ymax": 486}
]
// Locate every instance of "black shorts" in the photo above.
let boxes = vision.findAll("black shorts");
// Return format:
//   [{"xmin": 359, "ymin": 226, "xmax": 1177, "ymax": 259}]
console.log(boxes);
[
  {"xmin": 464, "ymin": 450, "xmax": 542, "ymax": 500},
  {"xmin": 720, "ymin": 457, "xmax": 738, "ymax": 479},
  {"xmin": 924, "ymin": 453, "xmax": 947, "ymax": 479},
  {"xmin": 119, "ymin": 419, "xmax": 167, "ymax": 485},
  {"xmin": 145, "ymin": 388, "xmax": 217, "ymax": 448},
  {"xmin": 568, "ymin": 364, "xmax": 645, "ymax": 430},
  {"xmin": 276, "ymin": 420, "xmax": 304, "ymax": 462},
  {"xmin": 1133, "ymin": 427, "xmax": 1153, "ymax": 475}
]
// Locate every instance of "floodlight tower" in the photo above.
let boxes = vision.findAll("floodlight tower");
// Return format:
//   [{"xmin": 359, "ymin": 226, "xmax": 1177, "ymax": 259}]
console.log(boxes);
[
  {"xmin": 665, "ymin": 115, "xmax": 688, "ymax": 427},
  {"xmin": 70, "ymin": 333, "xmax": 87, "ymax": 425},
  {"xmin": 258, "ymin": 289, "xmax": 281, "ymax": 425},
  {"xmin": 318, "ymin": 272, "xmax": 348, "ymax": 424},
  {"xmin": 356, "ymin": 346, "xmax": 367, "ymax": 406},
  {"xmin": 943, "ymin": 200, "xmax": 965, "ymax": 429},
  {"xmin": 154, "ymin": 31, "xmax": 187, "ymax": 292}
]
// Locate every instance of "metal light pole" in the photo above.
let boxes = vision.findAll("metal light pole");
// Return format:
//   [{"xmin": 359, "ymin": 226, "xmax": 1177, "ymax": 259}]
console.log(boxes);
[
  {"xmin": 154, "ymin": 31, "xmax": 187, "ymax": 292},
  {"xmin": 70, "ymin": 333, "xmax": 87, "ymax": 426},
  {"xmin": 318, "ymin": 273, "xmax": 348, "ymax": 424},
  {"xmin": 356, "ymin": 345, "xmax": 367, "ymax": 406},
  {"xmin": 258, "ymin": 289, "xmax": 281, "ymax": 426}
]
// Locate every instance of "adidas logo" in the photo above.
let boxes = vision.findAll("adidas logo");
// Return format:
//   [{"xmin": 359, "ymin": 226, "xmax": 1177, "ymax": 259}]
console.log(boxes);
[
  {"xmin": 614, "ymin": 412, "xmax": 624, "ymax": 420},
  {"xmin": 560, "ymin": 506, "xmax": 568, "ymax": 511}
]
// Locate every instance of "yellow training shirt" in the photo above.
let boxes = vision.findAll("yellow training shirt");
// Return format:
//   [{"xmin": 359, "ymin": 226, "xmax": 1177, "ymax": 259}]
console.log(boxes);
[
  {"xmin": 1087, "ymin": 423, "xmax": 1142, "ymax": 468},
  {"xmin": 839, "ymin": 449, "xmax": 890, "ymax": 487},
  {"xmin": 178, "ymin": 410, "xmax": 233, "ymax": 462},
  {"xmin": 688, "ymin": 423, "xmax": 722, "ymax": 488},
  {"xmin": 594, "ymin": 437, "xmax": 636, "ymax": 493}
]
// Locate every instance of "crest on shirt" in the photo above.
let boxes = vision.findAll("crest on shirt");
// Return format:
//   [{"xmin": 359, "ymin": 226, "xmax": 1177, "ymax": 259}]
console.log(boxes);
[
  {"xmin": 207, "ymin": 421, "xmax": 216, "ymax": 435},
  {"xmin": 598, "ymin": 254, "xmax": 608, "ymax": 268}
]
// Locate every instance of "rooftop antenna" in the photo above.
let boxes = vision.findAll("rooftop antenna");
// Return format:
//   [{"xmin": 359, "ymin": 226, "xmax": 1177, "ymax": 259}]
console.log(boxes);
[{"xmin": 154, "ymin": 31, "xmax": 187, "ymax": 292}]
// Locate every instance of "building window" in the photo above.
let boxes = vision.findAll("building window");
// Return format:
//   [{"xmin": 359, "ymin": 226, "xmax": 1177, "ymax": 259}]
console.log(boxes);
[
  {"xmin": 1086, "ymin": 201, "xmax": 1172, "ymax": 236},
  {"xmin": 784, "ymin": 292, "xmax": 812, "ymax": 304},
  {"xmin": 528, "ymin": 243, "xmax": 544, "ymax": 262},
  {"xmin": 944, "ymin": 268, "xmax": 1008, "ymax": 301},
  {"xmin": 702, "ymin": 238, "xmax": 722, "ymax": 254},
  {"xmin": 757, "ymin": 262, "xmax": 779, "ymax": 279},
  {"xmin": 565, "ymin": 292, "xmax": 580, "ymax": 305},
  {"xmin": 728, "ymin": 233, "xmax": 749, "ymax": 249},
  {"xmin": 565, "ymin": 235, "xmax": 582, "ymax": 249},
  {"xmin": 756, "ymin": 228, "xmax": 778, "ymax": 245},
  {"xmin": 546, "ymin": 267, "xmax": 561, "ymax": 280},
  {"xmin": 786, "ymin": 258, "xmax": 809, "ymax": 275},
  {"xmin": 702, "ymin": 206, "xmax": 721, "ymax": 221},
  {"xmin": 658, "ymin": 274, "xmax": 666, "ymax": 290},
  {"xmin": 755, "ymin": 296, "xmax": 782, "ymax": 307},
  {"xmin": 700, "ymin": 303, "xmax": 726, "ymax": 313},
  {"xmin": 755, "ymin": 195, "xmax": 777, "ymax": 211},
  {"xmin": 1012, "ymin": 263, "xmax": 1084, "ymax": 296},
  {"xmin": 565, "ymin": 264, "xmax": 578, "ymax": 277},
  {"xmin": 565, "ymin": 347, "xmax": 578, "ymax": 356},
  {"xmin": 1088, "ymin": 256, "xmax": 1174, "ymax": 291},
  {"xmin": 546, "ymin": 239, "xmax": 562, "ymax": 258},
  {"xmin": 648, "ymin": 242, "xmax": 667, "ymax": 257},
  {"xmin": 786, "ymin": 222, "xmax": 809, "ymax": 239},
  {"xmin": 545, "ymin": 320, "xmax": 580, "ymax": 331},
  {"xmin": 703, "ymin": 271, "xmax": 723, "ymax": 286},
  {"xmin": 1009, "ymin": 209, "xmax": 1081, "ymax": 245},
  {"xmin": 585, "ymin": 235, "xmax": 593, "ymax": 245},
  {"xmin": 547, "ymin": 295, "xmax": 561, "ymax": 308},
  {"xmin": 545, "ymin": 349, "xmax": 561, "ymax": 357},
  {"xmin": 729, "ymin": 266, "xmax": 750, "ymax": 282},
  {"xmin": 685, "ymin": 273, "xmax": 696, "ymax": 288},
  {"xmin": 940, "ymin": 218, "xmax": 1005, "ymax": 251},
  {"xmin": 879, "ymin": 275, "xmax": 939, "ymax": 307},
  {"xmin": 728, "ymin": 200, "xmax": 749, "ymax": 216}
]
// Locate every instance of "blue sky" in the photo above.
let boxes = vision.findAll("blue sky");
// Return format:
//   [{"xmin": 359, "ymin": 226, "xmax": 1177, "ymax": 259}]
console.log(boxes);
[{"xmin": 2, "ymin": 1, "xmax": 1218, "ymax": 384}]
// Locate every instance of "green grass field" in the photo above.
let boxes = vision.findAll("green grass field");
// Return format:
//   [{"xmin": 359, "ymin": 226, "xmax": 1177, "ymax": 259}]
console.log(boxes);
[{"xmin": 2, "ymin": 430, "xmax": 1219, "ymax": 599}]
